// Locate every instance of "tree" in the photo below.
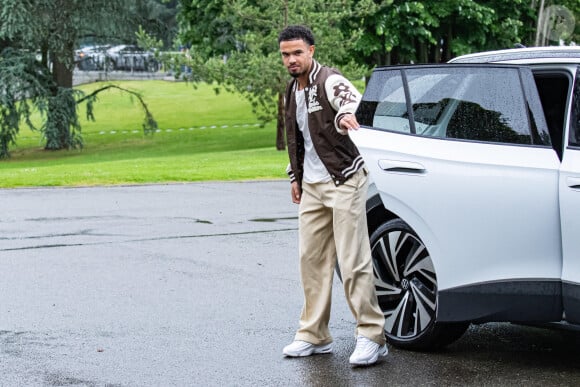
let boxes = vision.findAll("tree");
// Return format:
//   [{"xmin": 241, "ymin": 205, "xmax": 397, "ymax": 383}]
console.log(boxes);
[
  {"xmin": 346, "ymin": 0, "xmax": 538, "ymax": 66},
  {"xmin": 177, "ymin": 0, "xmax": 369, "ymax": 150},
  {"xmin": 133, "ymin": 0, "xmax": 179, "ymax": 49},
  {"xmin": 349, "ymin": 0, "xmax": 578, "ymax": 67},
  {"xmin": 0, "ymin": 0, "xmax": 174, "ymax": 158}
]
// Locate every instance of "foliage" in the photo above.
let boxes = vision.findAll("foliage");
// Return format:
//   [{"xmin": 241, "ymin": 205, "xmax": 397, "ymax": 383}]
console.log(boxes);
[
  {"xmin": 176, "ymin": 0, "xmax": 372, "ymax": 149},
  {"xmin": 40, "ymin": 87, "xmax": 84, "ymax": 151},
  {"xmin": 0, "ymin": 48, "xmax": 49, "ymax": 158},
  {"xmin": 0, "ymin": 0, "xmax": 175, "ymax": 158},
  {"xmin": 132, "ymin": 0, "xmax": 179, "ymax": 49},
  {"xmin": 347, "ymin": 0, "xmax": 528, "ymax": 65},
  {"xmin": 348, "ymin": 0, "xmax": 579, "ymax": 66}
]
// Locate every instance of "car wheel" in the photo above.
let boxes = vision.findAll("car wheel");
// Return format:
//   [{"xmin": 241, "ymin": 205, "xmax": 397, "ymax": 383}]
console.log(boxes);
[
  {"xmin": 83, "ymin": 58, "xmax": 97, "ymax": 71},
  {"xmin": 370, "ymin": 218, "xmax": 468, "ymax": 350}
]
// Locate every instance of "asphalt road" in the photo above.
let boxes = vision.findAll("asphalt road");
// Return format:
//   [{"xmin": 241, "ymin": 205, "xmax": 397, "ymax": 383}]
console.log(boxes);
[{"xmin": 1, "ymin": 182, "xmax": 580, "ymax": 386}]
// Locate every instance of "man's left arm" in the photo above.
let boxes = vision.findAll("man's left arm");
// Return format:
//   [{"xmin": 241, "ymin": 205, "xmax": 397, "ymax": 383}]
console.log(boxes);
[{"xmin": 325, "ymin": 74, "xmax": 362, "ymax": 135}]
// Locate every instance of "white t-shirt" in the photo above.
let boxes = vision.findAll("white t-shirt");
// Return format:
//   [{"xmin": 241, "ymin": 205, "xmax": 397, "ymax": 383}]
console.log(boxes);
[{"xmin": 295, "ymin": 88, "xmax": 331, "ymax": 183}]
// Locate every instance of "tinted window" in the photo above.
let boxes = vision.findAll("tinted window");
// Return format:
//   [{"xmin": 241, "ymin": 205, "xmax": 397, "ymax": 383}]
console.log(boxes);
[
  {"xmin": 371, "ymin": 72, "xmax": 408, "ymax": 132},
  {"xmin": 534, "ymin": 72, "xmax": 570, "ymax": 158},
  {"xmin": 359, "ymin": 66, "xmax": 546, "ymax": 145}
]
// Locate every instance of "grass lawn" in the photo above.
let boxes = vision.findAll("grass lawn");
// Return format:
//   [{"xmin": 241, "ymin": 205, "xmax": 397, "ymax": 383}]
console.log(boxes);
[{"xmin": 0, "ymin": 80, "xmax": 289, "ymax": 188}]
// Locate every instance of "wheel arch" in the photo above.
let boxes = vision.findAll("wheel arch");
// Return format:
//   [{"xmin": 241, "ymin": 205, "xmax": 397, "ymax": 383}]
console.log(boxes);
[
  {"xmin": 366, "ymin": 191, "xmax": 398, "ymax": 237},
  {"xmin": 366, "ymin": 187, "xmax": 458, "ymax": 310},
  {"xmin": 366, "ymin": 189, "xmax": 443, "ymax": 284}
]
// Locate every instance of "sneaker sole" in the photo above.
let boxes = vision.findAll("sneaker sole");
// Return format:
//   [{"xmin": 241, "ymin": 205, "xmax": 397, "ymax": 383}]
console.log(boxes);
[
  {"xmin": 349, "ymin": 346, "xmax": 388, "ymax": 366},
  {"xmin": 283, "ymin": 344, "xmax": 333, "ymax": 357}
]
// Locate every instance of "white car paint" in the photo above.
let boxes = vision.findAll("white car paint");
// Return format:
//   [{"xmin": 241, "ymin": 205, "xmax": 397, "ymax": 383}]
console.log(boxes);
[{"xmin": 351, "ymin": 128, "xmax": 562, "ymax": 291}]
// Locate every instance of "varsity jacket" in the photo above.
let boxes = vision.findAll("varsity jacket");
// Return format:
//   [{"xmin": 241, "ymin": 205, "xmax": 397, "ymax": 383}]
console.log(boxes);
[{"xmin": 285, "ymin": 59, "xmax": 363, "ymax": 187}]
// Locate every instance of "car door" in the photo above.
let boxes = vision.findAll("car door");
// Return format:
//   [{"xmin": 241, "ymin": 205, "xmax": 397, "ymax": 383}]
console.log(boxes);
[
  {"xmin": 351, "ymin": 64, "xmax": 563, "ymax": 321},
  {"xmin": 561, "ymin": 65, "xmax": 580, "ymax": 323}
]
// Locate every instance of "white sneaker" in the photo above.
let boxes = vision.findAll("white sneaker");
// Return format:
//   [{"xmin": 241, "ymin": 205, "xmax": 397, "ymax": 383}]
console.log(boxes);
[
  {"xmin": 283, "ymin": 340, "xmax": 333, "ymax": 357},
  {"xmin": 349, "ymin": 335, "xmax": 388, "ymax": 366}
]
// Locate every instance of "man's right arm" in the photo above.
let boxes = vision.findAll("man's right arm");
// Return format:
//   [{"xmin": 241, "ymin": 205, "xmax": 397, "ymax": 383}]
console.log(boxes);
[
  {"xmin": 290, "ymin": 181, "xmax": 301, "ymax": 204},
  {"xmin": 324, "ymin": 74, "xmax": 362, "ymax": 135},
  {"xmin": 286, "ymin": 163, "xmax": 301, "ymax": 203}
]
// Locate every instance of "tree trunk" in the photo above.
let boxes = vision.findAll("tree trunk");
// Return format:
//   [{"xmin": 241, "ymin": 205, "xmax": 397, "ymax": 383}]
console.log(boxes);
[
  {"xmin": 417, "ymin": 41, "xmax": 428, "ymax": 63},
  {"xmin": 53, "ymin": 56, "xmax": 73, "ymax": 89},
  {"xmin": 45, "ymin": 43, "xmax": 77, "ymax": 150},
  {"xmin": 276, "ymin": 92, "xmax": 286, "ymax": 150},
  {"xmin": 445, "ymin": 24, "xmax": 453, "ymax": 61}
]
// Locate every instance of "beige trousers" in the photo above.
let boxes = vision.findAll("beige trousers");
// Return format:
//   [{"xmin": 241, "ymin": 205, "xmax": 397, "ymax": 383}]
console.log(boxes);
[{"xmin": 294, "ymin": 168, "xmax": 386, "ymax": 346}]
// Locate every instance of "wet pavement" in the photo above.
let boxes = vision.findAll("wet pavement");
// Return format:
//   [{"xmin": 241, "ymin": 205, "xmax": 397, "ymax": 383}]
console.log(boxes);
[{"xmin": 1, "ymin": 181, "xmax": 580, "ymax": 386}]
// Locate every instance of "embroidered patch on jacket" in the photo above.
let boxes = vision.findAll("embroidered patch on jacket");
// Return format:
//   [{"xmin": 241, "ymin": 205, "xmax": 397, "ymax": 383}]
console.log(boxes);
[
  {"xmin": 333, "ymin": 83, "xmax": 356, "ymax": 106},
  {"xmin": 307, "ymin": 85, "xmax": 323, "ymax": 113}
]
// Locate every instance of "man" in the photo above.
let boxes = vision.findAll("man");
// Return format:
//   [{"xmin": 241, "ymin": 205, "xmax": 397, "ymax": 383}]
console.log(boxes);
[{"xmin": 279, "ymin": 25, "xmax": 387, "ymax": 366}]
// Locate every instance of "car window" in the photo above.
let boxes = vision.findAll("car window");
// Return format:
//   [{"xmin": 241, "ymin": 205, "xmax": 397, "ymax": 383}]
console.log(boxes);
[
  {"xmin": 371, "ymin": 73, "xmax": 408, "ymax": 132},
  {"xmin": 358, "ymin": 65, "xmax": 552, "ymax": 146},
  {"xmin": 570, "ymin": 66, "xmax": 580, "ymax": 148},
  {"xmin": 533, "ymin": 71, "xmax": 571, "ymax": 159}
]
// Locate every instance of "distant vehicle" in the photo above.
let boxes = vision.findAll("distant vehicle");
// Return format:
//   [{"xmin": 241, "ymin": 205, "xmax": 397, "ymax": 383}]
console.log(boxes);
[
  {"xmin": 75, "ymin": 45, "xmax": 111, "ymax": 71},
  {"xmin": 75, "ymin": 44, "xmax": 159, "ymax": 72},
  {"xmin": 105, "ymin": 45, "xmax": 159, "ymax": 72}
]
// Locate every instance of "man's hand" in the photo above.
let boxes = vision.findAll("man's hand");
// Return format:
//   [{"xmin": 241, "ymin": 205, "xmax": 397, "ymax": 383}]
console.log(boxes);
[
  {"xmin": 291, "ymin": 181, "xmax": 301, "ymax": 204},
  {"xmin": 339, "ymin": 113, "xmax": 360, "ymax": 132}
]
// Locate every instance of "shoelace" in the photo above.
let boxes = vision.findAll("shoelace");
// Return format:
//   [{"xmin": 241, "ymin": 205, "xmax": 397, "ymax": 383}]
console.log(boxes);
[{"xmin": 354, "ymin": 337, "xmax": 372, "ymax": 352}]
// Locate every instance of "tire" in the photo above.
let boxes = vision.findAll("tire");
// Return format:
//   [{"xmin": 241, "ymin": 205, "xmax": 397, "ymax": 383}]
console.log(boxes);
[
  {"xmin": 78, "ymin": 58, "xmax": 95, "ymax": 71},
  {"xmin": 370, "ymin": 218, "xmax": 468, "ymax": 350}
]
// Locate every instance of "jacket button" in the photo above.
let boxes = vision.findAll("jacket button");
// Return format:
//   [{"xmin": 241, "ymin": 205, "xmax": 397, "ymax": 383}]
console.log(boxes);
[{"xmin": 335, "ymin": 180, "xmax": 340, "ymax": 185}]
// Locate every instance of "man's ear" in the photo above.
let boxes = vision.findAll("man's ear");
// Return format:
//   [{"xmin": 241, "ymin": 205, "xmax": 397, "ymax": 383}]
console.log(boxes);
[{"xmin": 309, "ymin": 45, "xmax": 315, "ymax": 57}]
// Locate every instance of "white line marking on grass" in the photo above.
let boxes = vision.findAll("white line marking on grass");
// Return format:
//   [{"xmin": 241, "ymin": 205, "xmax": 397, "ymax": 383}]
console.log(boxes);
[{"xmin": 15, "ymin": 123, "xmax": 261, "ymax": 141}]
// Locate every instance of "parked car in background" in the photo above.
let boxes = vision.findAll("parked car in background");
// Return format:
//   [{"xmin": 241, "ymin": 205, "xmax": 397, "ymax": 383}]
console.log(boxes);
[
  {"xmin": 351, "ymin": 46, "xmax": 580, "ymax": 350},
  {"xmin": 105, "ymin": 45, "xmax": 159, "ymax": 72},
  {"xmin": 75, "ymin": 45, "xmax": 111, "ymax": 71},
  {"xmin": 75, "ymin": 44, "xmax": 158, "ymax": 72}
]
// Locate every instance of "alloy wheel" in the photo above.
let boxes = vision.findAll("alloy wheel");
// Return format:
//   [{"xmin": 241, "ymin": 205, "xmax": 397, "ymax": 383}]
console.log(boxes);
[{"xmin": 371, "ymin": 219, "xmax": 437, "ymax": 341}]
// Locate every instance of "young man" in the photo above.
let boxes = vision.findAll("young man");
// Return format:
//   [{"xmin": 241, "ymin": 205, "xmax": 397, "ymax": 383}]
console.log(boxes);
[{"xmin": 279, "ymin": 25, "xmax": 387, "ymax": 366}]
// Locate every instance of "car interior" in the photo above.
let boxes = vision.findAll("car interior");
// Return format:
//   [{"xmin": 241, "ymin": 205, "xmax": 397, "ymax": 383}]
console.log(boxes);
[{"xmin": 533, "ymin": 71, "xmax": 571, "ymax": 160}]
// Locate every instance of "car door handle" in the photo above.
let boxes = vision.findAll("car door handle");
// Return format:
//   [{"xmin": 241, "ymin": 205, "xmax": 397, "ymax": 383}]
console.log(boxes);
[
  {"xmin": 378, "ymin": 159, "xmax": 426, "ymax": 174},
  {"xmin": 567, "ymin": 177, "xmax": 580, "ymax": 189}
]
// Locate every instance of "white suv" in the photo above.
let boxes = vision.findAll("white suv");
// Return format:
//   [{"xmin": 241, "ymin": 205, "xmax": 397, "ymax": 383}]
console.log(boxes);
[{"xmin": 351, "ymin": 46, "xmax": 580, "ymax": 350}]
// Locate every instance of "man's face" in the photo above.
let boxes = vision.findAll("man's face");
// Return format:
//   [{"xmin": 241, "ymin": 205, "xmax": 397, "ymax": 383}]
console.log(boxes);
[{"xmin": 279, "ymin": 39, "xmax": 314, "ymax": 79}]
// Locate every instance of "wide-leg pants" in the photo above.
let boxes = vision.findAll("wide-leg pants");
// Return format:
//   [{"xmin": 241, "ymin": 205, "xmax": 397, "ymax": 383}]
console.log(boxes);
[{"xmin": 294, "ymin": 168, "xmax": 386, "ymax": 346}]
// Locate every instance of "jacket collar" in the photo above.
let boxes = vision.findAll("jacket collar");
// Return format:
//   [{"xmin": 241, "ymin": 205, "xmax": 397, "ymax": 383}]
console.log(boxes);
[
  {"xmin": 307, "ymin": 59, "xmax": 321, "ymax": 86},
  {"xmin": 292, "ymin": 59, "xmax": 321, "ymax": 92}
]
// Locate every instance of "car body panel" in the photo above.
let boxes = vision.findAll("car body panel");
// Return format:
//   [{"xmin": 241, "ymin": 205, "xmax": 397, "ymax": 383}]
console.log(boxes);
[
  {"xmin": 448, "ymin": 46, "xmax": 580, "ymax": 65},
  {"xmin": 561, "ymin": 147, "xmax": 580, "ymax": 322},
  {"xmin": 561, "ymin": 66, "xmax": 580, "ymax": 322},
  {"xmin": 350, "ymin": 128, "xmax": 562, "ymax": 292}
]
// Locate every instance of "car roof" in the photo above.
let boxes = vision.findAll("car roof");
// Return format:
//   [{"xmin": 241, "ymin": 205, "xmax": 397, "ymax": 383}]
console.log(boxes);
[{"xmin": 449, "ymin": 46, "xmax": 580, "ymax": 64}]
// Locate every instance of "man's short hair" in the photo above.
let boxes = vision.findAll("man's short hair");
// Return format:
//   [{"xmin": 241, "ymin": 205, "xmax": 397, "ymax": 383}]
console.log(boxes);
[{"xmin": 278, "ymin": 25, "xmax": 315, "ymax": 46}]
